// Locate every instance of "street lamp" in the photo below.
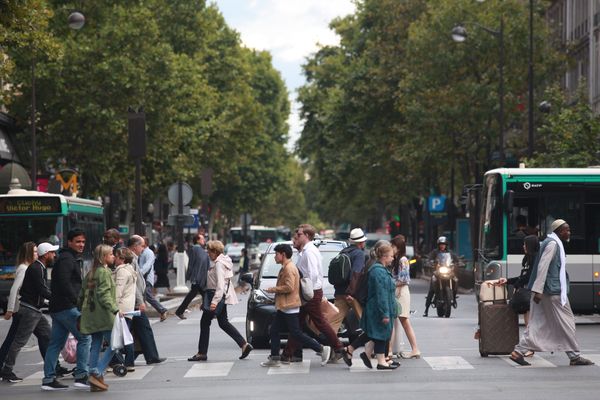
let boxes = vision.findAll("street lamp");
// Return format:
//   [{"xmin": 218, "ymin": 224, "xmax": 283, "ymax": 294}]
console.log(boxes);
[
  {"xmin": 31, "ymin": 11, "xmax": 85, "ymax": 191},
  {"xmin": 452, "ymin": 18, "xmax": 505, "ymax": 162}
]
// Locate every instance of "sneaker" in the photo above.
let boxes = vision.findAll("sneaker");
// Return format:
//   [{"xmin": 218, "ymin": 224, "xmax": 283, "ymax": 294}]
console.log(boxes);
[
  {"xmin": 41, "ymin": 379, "xmax": 69, "ymax": 391},
  {"xmin": 320, "ymin": 346, "xmax": 331, "ymax": 366},
  {"xmin": 327, "ymin": 350, "xmax": 342, "ymax": 364},
  {"xmin": 127, "ymin": 366, "xmax": 136, "ymax": 372},
  {"xmin": 570, "ymin": 356, "xmax": 595, "ymax": 366},
  {"xmin": 55, "ymin": 365, "xmax": 73, "ymax": 378},
  {"xmin": 260, "ymin": 356, "xmax": 281, "ymax": 367},
  {"xmin": 1, "ymin": 371, "xmax": 23, "ymax": 383},
  {"xmin": 74, "ymin": 377, "xmax": 90, "ymax": 389}
]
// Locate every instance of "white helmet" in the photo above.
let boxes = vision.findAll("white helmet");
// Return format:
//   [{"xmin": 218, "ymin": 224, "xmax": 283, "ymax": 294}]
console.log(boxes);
[{"xmin": 437, "ymin": 236, "xmax": 448, "ymax": 245}]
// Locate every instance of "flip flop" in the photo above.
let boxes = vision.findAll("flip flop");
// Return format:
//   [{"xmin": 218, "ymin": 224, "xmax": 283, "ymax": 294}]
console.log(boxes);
[{"xmin": 509, "ymin": 351, "xmax": 531, "ymax": 366}]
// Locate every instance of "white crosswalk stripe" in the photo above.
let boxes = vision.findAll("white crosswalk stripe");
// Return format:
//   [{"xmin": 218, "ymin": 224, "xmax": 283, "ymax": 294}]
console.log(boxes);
[
  {"xmin": 424, "ymin": 356, "xmax": 474, "ymax": 370},
  {"xmin": 500, "ymin": 354, "xmax": 556, "ymax": 368},
  {"xmin": 266, "ymin": 360, "xmax": 311, "ymax": 375},
  {"xmin": 184, "ymin": 362, "xmax": 234, "ymax": 378}
]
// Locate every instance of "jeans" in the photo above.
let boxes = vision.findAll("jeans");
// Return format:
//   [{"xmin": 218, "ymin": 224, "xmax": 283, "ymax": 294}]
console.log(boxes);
[
  {"xmin": 89, "ymin": 330, "xmax": 115, "ymax": 377},
  {"xmin": 131, "ymin": 313, "xmax": 160, "ymax": 363},
  {"xmin": 42, "ymin": 308, "xmax": 91, "ymax": 383},
  {"xmin": 198, "ymin": 306, "xmax": 245, "ymax": 354},
  {"xmin": 145, "ymin": 283, "xmax": 167, "ymax": 314},
  {"xmin": 0, "ymin": 313, "xmax": 21, "ymax": 368},
  {"xmin": 176, "ymin": 284, "xmax": 203, "ymax": 316},
  {"xmin": 2, "ymin": 307, "xmax": 50, "ymax": 372},
  {"xmin": 270, "ymin": 311, "xmax": 321, "ymax": 357}
]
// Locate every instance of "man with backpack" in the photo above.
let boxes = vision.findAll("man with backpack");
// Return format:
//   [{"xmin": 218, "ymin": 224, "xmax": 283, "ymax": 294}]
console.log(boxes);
[{"xmin": 329, "ymin": 228, "xmax": 368, "ymax": 333}]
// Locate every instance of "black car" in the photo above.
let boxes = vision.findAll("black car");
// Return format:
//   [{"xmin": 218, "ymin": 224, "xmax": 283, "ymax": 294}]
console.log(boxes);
[{"xmin": 240, "ymin": 239, "xmax": 360, "ymax": 348}]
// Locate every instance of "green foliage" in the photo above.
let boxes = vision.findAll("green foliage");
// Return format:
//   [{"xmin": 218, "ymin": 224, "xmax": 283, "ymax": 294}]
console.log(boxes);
[{"xmin": 528, "ymin": 84, "xmax": 600, "ymax": 168}]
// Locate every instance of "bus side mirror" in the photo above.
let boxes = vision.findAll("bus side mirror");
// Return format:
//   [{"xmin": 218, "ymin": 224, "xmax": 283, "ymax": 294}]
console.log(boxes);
[{"xmin": 503, "ymin": 190, "xmax": 514, "ymax": 214}]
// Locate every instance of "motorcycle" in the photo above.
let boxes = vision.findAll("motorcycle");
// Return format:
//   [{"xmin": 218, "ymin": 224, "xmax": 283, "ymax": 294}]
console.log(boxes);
[{"xmin": 431, "ymin": 253, "xmax": 457, "ymax": 318}]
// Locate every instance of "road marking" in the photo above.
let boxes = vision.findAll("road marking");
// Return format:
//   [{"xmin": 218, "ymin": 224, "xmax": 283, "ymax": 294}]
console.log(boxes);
[
  {"xmin": 184, "ymin": 362, "xmax": 234, "ymax": 378},
  {"xmin": 581, "ymin": 354, "xmax": 600, "ymax": 366},
  {"xmin": 177, "ymin": 317, "xmax": 245, "ymax": 325},
  {"xmin": 105, "ymin": 365, "xmax": 153, "ymax": 381},
  {"xmin": 13, "ymin": 371, "xmax": 50, "ymax": 386},
  {"xmin": 267, "ymin": 360, "xmax": 310, "ymax": 375},
  {"xmin": 230, "ymin": 317, "xmax": 245, "ymax": 323},
  {"xmin": 501, "ymin": 354, "xmax": 556, "ymax": 368},
  {"xmin": 424, "ymin": 356, "xmax": 474, "ymax": 370}
]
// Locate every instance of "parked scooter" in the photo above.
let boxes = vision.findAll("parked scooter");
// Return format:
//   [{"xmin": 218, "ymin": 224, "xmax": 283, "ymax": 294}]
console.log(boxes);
[{"xmin": 431, "ymin": 253, "xmax": 457, "ymax": 318}]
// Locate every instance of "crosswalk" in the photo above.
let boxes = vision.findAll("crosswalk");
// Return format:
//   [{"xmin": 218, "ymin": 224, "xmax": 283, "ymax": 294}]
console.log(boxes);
[{"xmin": 11, "ymin": 351, "xmax": 600, "ymax": 386}]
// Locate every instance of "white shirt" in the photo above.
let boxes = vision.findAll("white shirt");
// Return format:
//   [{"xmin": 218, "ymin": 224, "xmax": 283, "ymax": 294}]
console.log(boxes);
[{"xmin": 297, "ymin": 241, "xmax": 323, "ymax": 290}]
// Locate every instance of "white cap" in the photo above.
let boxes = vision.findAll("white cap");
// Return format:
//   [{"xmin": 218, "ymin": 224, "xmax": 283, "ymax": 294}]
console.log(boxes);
[
  {"xmin": 349, "ymin": 228, "xmax": 367, "ymax": 243},
  {"xmin": 37, "ymin": 242, "xmax": 59, "ymax": 257},
  {"xmin": 550, "ymin": 219, "xmax": 567, "ymax": 232}
]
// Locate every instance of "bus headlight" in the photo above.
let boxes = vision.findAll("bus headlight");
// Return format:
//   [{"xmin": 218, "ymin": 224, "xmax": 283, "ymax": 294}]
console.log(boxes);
[{"xmin": 484, "ymin": 261, "xmax": 502, "ymax": 280}]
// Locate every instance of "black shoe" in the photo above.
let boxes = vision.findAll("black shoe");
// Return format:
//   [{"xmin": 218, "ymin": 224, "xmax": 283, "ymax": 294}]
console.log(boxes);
[
  {"xmin": 146, "ymin": 357, "xmax": 166, "ymax": 365},
  {"xmin": 73, "ymin": 377, "xmax": 90, "ymax": 390},
  {"xmin": 1, "ymin": 371, "xmax": 23, "ymax": 383},
  {"xmin": 509, "ymin": 351, "xmax": 531, "ymax": 366},
  {"xmin": 41, "ymin": 379, "xmax": 68, "ymax": 391},
  {"xmin": 55, "ymin": 365, "xmax": 72, "ymax": 378},
  {"xmin": 341, "ymin": 349, "xmax": 353, "ymax": 367},
  {"xmin": 376, "ymin": 363, "xmax": 398, "ymax": 370},
  {"xmin": 570, "ymin": 356, "xmax": 594, "ymax": 366},
  {"xmin": 175, "ymin": 312, "xmax": 187, "ymax": 320},
  {"xmin": 359, "ymin": 352, "xmax": 373, "ymax": 369},
  {"xmin": 240, "ymin": 343, "xmax": 254, "ymax": 360}
]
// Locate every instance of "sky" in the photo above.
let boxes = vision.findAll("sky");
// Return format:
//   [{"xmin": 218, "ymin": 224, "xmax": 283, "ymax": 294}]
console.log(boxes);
[{"xmin": 213, "ymin": 0, "xmax": 356, "ymax": 150}]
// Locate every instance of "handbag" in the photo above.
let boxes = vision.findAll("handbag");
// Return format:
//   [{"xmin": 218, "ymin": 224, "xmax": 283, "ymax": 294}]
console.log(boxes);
[
  {"xmin": 298, "ymin": 270, "xmax": 314, "ymax": 304},
  {"xmin": 510, "ymin": 287, "xmax": 531, "ymax": 314},
  {"xmin": 111, "ymin": 315, "xmax": 125, "ymax": 350},
  {"xmin": 202, "ymin": 280, "xmax": 230, "ymax": 315}
]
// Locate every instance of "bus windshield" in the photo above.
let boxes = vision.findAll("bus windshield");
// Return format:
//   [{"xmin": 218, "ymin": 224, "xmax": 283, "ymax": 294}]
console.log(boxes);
[
  {"xmin": 0, "ymin": 217, "xmax": 62, "ymax": 266},
  {"xmin": 480, "ymin": 173, "xmax": 503, "ymax": 259}
]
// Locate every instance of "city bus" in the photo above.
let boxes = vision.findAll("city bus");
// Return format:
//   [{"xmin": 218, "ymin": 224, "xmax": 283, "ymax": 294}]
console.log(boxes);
[
  {"xmin": 0, "ymin": 188, "xmax": 104, "ymax": 311},
  {"xmin": 229, "ymin": 225, "xmax": 278, "ymax": 245},
  {"xmin": 471, "ymin": 168, "xmax": 600, "ymax": 314}
]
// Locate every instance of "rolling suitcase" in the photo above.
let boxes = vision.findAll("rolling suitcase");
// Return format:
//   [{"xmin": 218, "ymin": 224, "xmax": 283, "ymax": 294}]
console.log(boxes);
[{"xmin": 478, "ymin": 281, "xmax": 519, "ymax": 357}]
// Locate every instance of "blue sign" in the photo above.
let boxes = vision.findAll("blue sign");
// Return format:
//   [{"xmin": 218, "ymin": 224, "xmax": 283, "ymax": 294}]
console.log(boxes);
[
  {"xmin": 428, "ymin": 195, "xmax": 447, "ymax": 213},
  {"xmin": 184, "ymin": 213, "xmax": 200, "ymax": 229}
]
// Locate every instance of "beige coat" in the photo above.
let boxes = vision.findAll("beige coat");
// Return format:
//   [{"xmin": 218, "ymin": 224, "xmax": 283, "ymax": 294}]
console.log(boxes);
[
  {"xmin": 113, "ymin": 263, "xmax": 137, "ymax": 316},
  {"xmin": 207, "ymin": 254, "xmax": 238, "ymax": 306},
  {"xmin": 272, "ymin": 259, "xmax": 301, "ymax": 311}
]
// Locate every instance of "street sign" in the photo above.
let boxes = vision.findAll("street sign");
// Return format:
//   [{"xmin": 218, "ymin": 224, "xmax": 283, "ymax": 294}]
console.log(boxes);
[
  {"xmin": 241, "ymin": 213, "xmax": 252, "ymax": 227},
  {"xmin": 167, "ymin": 214, "xmax": 195, "ymax": 226},
  {"xmin": 118, "ymin": 225, "xmax": 129, "ymax": 234},
  {"xmin": 428, "ymin": 195, "xmax": 447, "ymax": 213},
  {"xmin": 168, "ymin": 182, "xmax": 193, "ymax": 206}
]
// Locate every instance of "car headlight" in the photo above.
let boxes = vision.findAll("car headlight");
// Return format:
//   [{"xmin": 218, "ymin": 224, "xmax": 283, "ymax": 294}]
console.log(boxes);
[
  {"xmin": 438, "ymin": 266, "xmax": 450, "ymax": 274},
  {"xmin": 252, "ymin": 289, "xmax": 274, "ymax": 305}
]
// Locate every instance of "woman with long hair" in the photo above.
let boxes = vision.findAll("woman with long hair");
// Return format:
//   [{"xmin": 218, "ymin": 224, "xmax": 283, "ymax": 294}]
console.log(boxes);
[
  {"xmin": 79, "ymin": 244, "xmax": 121, "ymax": 391},
  {"xmin": 188, "ymin": 240, "xmax": 253, "ymax": 362},
  {"xmin": 390, "ymin": 235, "xmax": 421, "ymax": 359}
]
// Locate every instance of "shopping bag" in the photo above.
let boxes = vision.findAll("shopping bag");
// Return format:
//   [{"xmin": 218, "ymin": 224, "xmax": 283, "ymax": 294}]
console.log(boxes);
[
  {"xmin": 122, "ymin": 317, "xmax": 134, "ymax": 346},
  {"xmin": 60, "ymin": 334, "xmax": 78, "ymax": 364},
  {"xmin": 111, "ymin": 315, "xmax": 125, "ymax": 350}
]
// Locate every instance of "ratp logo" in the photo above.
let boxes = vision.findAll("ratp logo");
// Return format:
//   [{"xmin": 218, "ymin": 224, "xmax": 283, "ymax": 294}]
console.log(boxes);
[
  {"xmin": 523, "ymin": 182, "xmax": 542, "ymax": 190},
  {"xmin": 524, "ymin": 182, "xmax": 531, "ymax": 190}
]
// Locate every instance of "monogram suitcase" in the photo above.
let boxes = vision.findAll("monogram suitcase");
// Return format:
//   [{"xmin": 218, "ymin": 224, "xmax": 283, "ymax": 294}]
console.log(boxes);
[{"xmin": 478, "ymin": 302, "xmax": 519, "ymax": 357}]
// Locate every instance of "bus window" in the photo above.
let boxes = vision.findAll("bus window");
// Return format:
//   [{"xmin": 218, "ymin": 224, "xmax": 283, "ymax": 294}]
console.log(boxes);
[
  {"xmin": 507, "ymin": 196, "xmax": 540, "ymax": 254},
  {"xmin": 0, "ymin": 217, "xmax": 61, "ymax": 266},
  {"xmin": 480, "ymin": 174, "xmax": 503, "ymax": 259},
  {"xmin": 543, "ymin": 192, "xmax": 585, "ymax": 253}
]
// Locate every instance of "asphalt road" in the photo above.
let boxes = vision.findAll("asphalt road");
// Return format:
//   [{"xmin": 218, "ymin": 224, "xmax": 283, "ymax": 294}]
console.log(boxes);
[{"xmin": 1, "ymin": 278, "xmax": 599, "ymax": 400}]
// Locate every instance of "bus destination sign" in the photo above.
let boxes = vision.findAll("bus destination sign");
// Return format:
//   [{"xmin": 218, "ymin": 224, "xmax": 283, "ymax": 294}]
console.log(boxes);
[{"xmin": 0, "ymin": 197, "xmax": 62, "ymax": 214}]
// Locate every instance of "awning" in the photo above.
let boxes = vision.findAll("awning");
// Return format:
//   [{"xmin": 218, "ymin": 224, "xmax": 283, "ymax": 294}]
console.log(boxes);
[{"xmin": 0, "ymin": 162, "xmax": 32, "ymax": 193}]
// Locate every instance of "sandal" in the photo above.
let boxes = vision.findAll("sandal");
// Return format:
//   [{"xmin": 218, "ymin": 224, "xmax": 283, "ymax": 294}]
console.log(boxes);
[
  {"xmin": 524, "ymin": 351, "xmax": 535, "ymax": 358},
  {"xmin": 342, "ymin": 349, "xmax": 352, "ymax": 367},
  {"xmin": 509, "ymin": 351, "xmax": 531, "ymax": 366},
  {"xmin": 187, "ymin": 353, "xmax": 207, "ymax": 362}
]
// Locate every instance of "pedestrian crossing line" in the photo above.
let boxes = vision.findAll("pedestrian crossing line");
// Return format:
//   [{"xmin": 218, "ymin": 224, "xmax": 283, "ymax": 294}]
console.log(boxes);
[
  {"xmin": 13, "ymin": 371, "xmax": 49, "ymax": 387},
  {"xmin": 105, "ymin": 365, "xmax": 154, "ymax": 381},
  {"xmin": 184, "ymin": 362, "xmax": 234, "ymax": 378},
  {"xmin": 267, "ymin": 360, "xmax": 311, "ymax": 375},
  {"xmin": 348, "ymin": 363, "xmax": 382, "ymax": 373},
  {"xmin": 177, "ymin": 317, "xmax": 245, "ymax": 325},
  {"xmin": 500, "ymin": 354, "xmax": 556, "ymax": 368},
  {"xmin": 424, "ymin": 356, "xmax": 474, "ymax": 370}
]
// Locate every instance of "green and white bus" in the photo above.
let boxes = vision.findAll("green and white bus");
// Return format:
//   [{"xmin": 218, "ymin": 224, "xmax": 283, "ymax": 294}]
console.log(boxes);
[
  {"xmin": 472, "ymin": 168, "xmax": 600, "ymax": 314},
  {"xmin": 0, "ymin": 188, "xmax": 104, "ymax": 310}
]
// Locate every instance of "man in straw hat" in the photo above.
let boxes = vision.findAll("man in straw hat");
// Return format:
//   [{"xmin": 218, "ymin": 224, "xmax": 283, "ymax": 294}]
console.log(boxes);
[{"xmin": 510, "ymin": 219, "xmax": 594, "ymax": 366}]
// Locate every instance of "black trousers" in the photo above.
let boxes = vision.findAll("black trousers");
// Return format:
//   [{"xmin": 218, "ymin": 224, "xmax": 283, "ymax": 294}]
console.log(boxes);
[
  {"xmin": 270, "ymin": 311, "xmax": 321, "ymax": 357},
  {"xmin": 176, "ymin": 284, "xmax": 203, "ymax": 316},
  {"xmin": 198, "ymin": 306, "xmax": 245, "ymax": 354}
]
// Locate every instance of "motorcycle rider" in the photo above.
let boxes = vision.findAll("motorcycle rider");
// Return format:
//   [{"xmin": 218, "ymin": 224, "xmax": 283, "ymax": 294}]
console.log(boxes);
[{"xmin": 422, "ymin": 236, "xmax": 459, "ymax": 317}]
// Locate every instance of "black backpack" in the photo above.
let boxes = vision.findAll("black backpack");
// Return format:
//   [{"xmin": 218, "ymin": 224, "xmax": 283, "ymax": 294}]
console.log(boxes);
[
  {"xmin": 328, "ymin": 248, "xmax": 352, "ymax": 286},
  {"xmin": 353, "ymin": 266, "xmax": 371, "ymax": 306}
]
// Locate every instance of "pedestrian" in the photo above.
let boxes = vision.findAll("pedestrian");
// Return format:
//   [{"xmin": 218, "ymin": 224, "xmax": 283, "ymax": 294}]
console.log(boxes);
[
  {"xmin": 103, "ymin": 228, "xmax": 123, "ymax": 252},
  {"xmin": 126, "ymin": 235, "xmax": 166, "ymax": 366},
  {"xmin": 509, "ymin": 219, "xmax": 594, "ymax": 367},
  {"xmin": 154, "ymin": 243, "xmax": 170, "ymax": 294},
  {"xmin": 0, "ymin": 242, "xmax": 54, "ymax": 383},
  {"xmin": 79, "ymin": 244, "xmax": 121, "ymax": 392},
  {"xmin": 0, "ymin": 242, "xmax": 43, "ymax": 375},
  {"xmin": 390, "ymin": 235, "xmax": 421, "ymax": 359},
  {"xmin": 187, "ymin": 240, "xmax": 253, "ymax": 362},
  {"xmin": 283, "ymin": 224, "xmax": 343, "ymax": 362},
  {"xmin": 360, "ymin": 242, "xmax": 398, "ymax": 370},
  {"xmin": 113, "ymin": 247, "xmax": 138, "ymax": 371},
  {"xmin": 41, "ymin": 229, "xmax": 92, "ymax": 391},
  {"xmin": 260, "ymin": 244, "xmax": 331, "ymax": 367},
  {"xmin": 330, "ymin": 227, "xmax": 367, "ymax": 335},
  {"xmin": 139, "ymin": 237, "xmax": 168, "ymax": 321},
  {"xmin": 176, "ymin": 234, "xmax": 209, "ymax": 320}
]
